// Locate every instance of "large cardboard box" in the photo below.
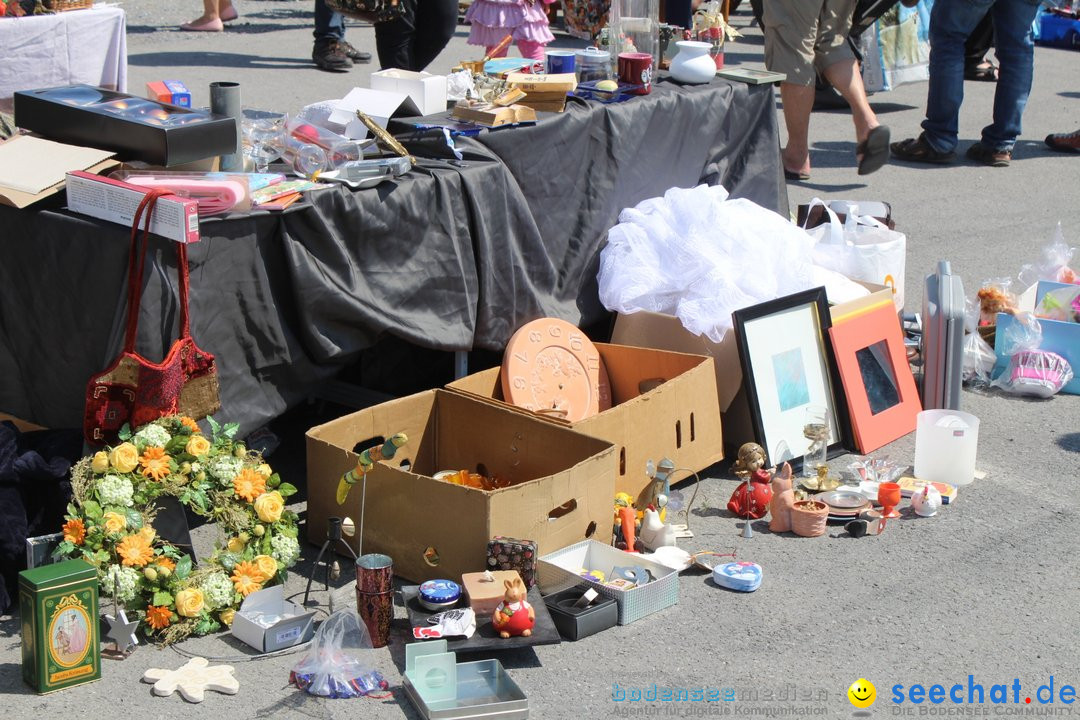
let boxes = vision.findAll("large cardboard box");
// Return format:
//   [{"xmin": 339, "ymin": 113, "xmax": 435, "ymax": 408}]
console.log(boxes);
[
  {"xmin": 306, "ymin": 389, "xmax": 617, "ymax": 584},
  {"xmin": 447, "ymin": 343, "xmax": 724, "ymax": 504},
  {"xmin": 611, "ymin": 283, "xmax": 892, "ymax": 454}
]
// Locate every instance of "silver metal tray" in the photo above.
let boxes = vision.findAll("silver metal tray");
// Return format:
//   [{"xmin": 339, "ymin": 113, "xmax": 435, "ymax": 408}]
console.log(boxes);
[{"xmin": 403, "ymin": 659, "xmax": 529, "ymax": 720}]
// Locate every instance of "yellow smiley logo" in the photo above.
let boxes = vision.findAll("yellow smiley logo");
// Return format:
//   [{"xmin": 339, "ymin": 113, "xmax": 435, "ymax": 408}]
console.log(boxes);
[{"xmin": 848, "ymin": 678, "xmax": 876, "ymax": 708}]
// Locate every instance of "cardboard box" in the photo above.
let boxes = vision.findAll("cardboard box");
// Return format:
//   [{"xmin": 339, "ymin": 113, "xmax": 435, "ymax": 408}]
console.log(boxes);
[
  {"xmin": 611, "ymin": 283, "xmax": 892, "ymax": 453},
  {"xmin": 447, "ymin": 343, "xmax": 724, "ymax": 504},
  {"xmin": 145, "ymin": 80, "xmax": 192, "ymax": 108},
  {"xmin": 14, "ymin": 85, "xmax": 237, "ymax": 167},
  {"xmin": 306, "ymin": 389, "xmax": 617, "ymax": 584},
  {"xmin": 370, "ymin": 69, "xmax": 447, "ymax": 117},
  {"xmin": 65, "ymin": 170, "xmax": 200, "ymax": 244},
  {"xmin": 231, "ymin": 585, "xmax": 316, "ymax": 653}
]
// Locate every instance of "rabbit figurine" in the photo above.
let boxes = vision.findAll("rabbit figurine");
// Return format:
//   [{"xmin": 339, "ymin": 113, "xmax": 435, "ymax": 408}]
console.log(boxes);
[
  {"xmin": 768, "ymin": 462, "xmax": 795, "ymax": 533},
  {"xmin": 491, "ymin": 577, "xmax": 535, "ymax": 638}
]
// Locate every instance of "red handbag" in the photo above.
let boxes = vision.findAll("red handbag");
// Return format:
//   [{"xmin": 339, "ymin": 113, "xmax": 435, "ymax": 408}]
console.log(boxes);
[{"xmin": 84, "ymin": 189, "xmax": 220, "ymax": 445}]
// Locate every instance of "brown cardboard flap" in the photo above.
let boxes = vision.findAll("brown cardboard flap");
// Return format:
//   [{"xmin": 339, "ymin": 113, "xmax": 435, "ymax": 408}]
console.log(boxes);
[{"xmin": 0, "ymin": 412, "xmax": 46, "ymax": 432}]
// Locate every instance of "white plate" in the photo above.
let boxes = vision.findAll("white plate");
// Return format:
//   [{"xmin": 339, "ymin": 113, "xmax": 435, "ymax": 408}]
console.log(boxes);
[{"xmin": 647, "ymin": 546, "xmax": 692, "ymax": 572}]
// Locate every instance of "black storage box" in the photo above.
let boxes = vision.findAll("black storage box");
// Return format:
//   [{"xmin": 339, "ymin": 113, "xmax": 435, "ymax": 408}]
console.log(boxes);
[
  {"xmin": 543, "ymin": 586, "xmax": 618, "ymax": 641},
  {"xmin": 14, "ymin": 85, "xmax": 237, "ymax": 167}
]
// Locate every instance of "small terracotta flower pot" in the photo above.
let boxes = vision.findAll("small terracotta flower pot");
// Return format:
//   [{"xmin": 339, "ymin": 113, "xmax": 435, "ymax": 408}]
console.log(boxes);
[{"xmin": 791, "ymin": 500, "xmax": 829, "ymax": 537}]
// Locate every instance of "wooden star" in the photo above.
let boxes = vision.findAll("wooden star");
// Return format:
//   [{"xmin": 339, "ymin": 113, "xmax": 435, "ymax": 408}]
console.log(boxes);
[
  {"xmin": 103, "ymin": 609, "xmax": 139, "ymax": 655},
  {"xmin": 142, "ymin": 657, "xmax": 240, "ymax": 703}
]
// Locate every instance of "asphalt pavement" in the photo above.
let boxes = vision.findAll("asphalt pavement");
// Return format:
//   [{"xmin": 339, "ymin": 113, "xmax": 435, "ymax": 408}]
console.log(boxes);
[{"xmin": 2, "ymin": 3, "xmax": 1079, "ymax": 719}]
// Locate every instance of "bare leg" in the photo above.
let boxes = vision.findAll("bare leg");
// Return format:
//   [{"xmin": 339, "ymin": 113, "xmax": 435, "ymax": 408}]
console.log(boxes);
[
  {"xmin": 821, "ymin": 57, "xmax": 879, "ymax": 145},
  {"xmin": 779, "ymin": 82, "xmax": 815, "ymax": 176},
  {"xmin": 220, "ymin": 0, "xmax": 237, "ymax": 20}
]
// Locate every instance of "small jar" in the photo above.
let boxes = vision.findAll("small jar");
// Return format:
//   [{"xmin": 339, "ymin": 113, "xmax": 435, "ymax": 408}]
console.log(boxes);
[{"xmin": 576, "ymin": 46, "xmax": 612, "ymax": 84}]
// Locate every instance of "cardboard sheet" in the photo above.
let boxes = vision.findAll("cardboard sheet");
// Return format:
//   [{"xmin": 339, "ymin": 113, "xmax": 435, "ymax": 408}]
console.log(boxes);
[{"xmin": 0, "ymin": 136, "xmax": 114, "ymax": 195}]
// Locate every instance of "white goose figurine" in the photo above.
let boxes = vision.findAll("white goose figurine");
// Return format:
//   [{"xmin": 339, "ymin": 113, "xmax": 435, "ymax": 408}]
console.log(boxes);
[{"xmin": 638, "ymin": 508, "xmax": 676, "ymax": 551}]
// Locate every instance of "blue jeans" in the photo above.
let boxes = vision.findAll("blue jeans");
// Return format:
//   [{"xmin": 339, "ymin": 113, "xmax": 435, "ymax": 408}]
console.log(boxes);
[
  {"xmin": 314, "ymin": 0, "xmax": 345, "ymax": 44},
  {"xmin": 921, "ymin": 0, "xmax": 1041, "ymax": 154}
]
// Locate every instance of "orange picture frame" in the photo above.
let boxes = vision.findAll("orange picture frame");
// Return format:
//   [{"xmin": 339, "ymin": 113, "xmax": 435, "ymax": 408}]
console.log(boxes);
[{"xmin": 828, "ymin": 304, "xmax": 921, "ymax": 454}]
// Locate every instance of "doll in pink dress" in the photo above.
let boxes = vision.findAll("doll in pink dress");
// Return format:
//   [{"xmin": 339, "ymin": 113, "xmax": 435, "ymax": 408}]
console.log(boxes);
[{"xmin": 465, "ymin": 0, "xmax": 555, "ymax": 62}]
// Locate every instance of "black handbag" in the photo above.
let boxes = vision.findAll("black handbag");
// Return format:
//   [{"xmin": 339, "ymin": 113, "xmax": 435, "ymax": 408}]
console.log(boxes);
[{"xmin": 325, "ymin": 0, "xmax": 404, "ymax": 23}]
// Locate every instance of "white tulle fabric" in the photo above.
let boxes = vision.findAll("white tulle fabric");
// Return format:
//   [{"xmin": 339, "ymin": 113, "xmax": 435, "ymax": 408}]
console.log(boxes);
[
  {"xmin": 598, "ymin": 184, "xmax": 823, "ymax": 342},
  {"xmin": 465, "ymin": 0, "xmax": 555, "ymax": 45}
]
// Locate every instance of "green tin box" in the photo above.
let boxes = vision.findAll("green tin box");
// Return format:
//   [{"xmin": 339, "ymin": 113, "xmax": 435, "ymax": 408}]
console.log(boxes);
[{"xmin": 19, "ymin": 559, "xmax": 101, "ymax": 693}]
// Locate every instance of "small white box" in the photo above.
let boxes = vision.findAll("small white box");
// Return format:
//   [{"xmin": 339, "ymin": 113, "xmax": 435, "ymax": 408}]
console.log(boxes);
[
  {"xmin": 231, "ymin": 585, "xmax": 316, "ymax": 653},
  {"xmin": 329, "ymin": 87, "xmax": 421, "ymax": 140},
  {"xmin": 370, "ymin": 69, "xmax": 448, "ymax": 117},
  {"xmin": 538, "ymin": 540, "xmax": 678, "ymax": 625},
  {"xmin": 65, "ymin": 171, "xmax": 200, "ymax": 244}
]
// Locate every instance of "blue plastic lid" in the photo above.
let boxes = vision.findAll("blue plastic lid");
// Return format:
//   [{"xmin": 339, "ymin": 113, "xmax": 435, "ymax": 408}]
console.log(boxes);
[{"xmin": 419, "ymin": 579, "xmax": 461, "ymax": 603}]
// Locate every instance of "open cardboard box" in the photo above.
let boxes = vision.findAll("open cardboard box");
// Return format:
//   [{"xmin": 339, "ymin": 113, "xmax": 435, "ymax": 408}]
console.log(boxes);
[
  {"xmin": 447, "ymin": 343, "xmax": 724, "ymax": 505},
  {"xmin": 306, "ymin": 389, "xmax": 617, "ymax": 584},
  {"xmin": 231, "ymin": 585, "xmax": 315, "ymax": 653},
  {"xmin": 611, "ymin": 282, "xmax": 892, "ymax": 454}
]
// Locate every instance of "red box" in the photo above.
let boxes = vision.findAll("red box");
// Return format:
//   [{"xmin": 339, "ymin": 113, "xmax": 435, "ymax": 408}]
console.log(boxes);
[{"xmin": 145, "ymin": 80, "xmax": 192, "ymax": 108}]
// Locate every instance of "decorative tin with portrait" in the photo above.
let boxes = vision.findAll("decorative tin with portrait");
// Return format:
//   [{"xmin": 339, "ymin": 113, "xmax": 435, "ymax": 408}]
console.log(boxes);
[{"xmin": 19, "ymin": 559, "xmax": 101, "ymax": 693}]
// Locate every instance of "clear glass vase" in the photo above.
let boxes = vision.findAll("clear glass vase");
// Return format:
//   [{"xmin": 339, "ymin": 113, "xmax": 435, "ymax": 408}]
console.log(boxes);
[{"xmin": 801, "ymin": 405, "xmax": 829, "ymax": 478}]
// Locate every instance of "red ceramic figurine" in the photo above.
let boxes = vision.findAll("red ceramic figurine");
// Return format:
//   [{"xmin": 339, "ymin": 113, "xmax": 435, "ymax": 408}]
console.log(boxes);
[
  {"xmin": 726, "ymin": 443, "xmax": 773, "ymax": 520},
  {"xmin": 491, "ymin": 577, "xmax": 535, "ymax": 638}
]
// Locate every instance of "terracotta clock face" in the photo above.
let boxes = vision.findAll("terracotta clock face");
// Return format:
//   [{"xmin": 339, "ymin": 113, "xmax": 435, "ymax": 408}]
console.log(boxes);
[{"xmin": 501, "ymin": 318, "xmax": 611, "ymax": 422}]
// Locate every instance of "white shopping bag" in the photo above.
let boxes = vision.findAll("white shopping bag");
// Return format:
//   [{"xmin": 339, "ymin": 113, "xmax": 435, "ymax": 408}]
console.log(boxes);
[{"xmin": 804, "ymin": 198, "xmax": 906, "ymax": 311}]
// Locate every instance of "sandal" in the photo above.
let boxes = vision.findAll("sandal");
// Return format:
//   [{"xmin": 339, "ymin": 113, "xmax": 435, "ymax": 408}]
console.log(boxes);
[
  {"xmin": 784, "ymin": 168, "xmax": 810, "ymax": 181},
  {"xmin": 890, "ymin": 134, "xmax": 956, "ymax": 165},
  {"xmin": 964, "ymin": 61, "xmax": 998, "ymax": 82},
  {"xmin": 856, "ymin": 125, "xmax": 890, "ymax": 175}
]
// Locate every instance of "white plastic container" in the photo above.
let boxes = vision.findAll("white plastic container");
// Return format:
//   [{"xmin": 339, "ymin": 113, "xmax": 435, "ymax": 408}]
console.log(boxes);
[{"xmin": 913, "ymin": 409, "xmax": 980, "ymax": 486}]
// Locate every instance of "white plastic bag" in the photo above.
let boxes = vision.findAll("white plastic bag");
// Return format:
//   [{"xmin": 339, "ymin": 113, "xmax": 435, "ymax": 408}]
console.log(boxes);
[
  {"xmin": 290, "ymin": 610, "xmax": 387, "ymax": 698},
  {"xmin": 989, "ymin": 312, "xmax": 1073, "ymax": 398},
  {"xmin": 804, "ymin": 198, "xmax": 907, "ymax": 311}
]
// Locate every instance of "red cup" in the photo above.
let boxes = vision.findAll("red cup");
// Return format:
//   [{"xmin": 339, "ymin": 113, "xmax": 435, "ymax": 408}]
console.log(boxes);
[{"xmin": 617, "ymin": 52, "xmax": 653, "ymax": 95}]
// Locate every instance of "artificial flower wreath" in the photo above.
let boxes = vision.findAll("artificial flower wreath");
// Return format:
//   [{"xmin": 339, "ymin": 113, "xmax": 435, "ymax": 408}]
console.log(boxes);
[{"xmin": 57, "ymin": 415, "xmax": 301, "ymax": 644}]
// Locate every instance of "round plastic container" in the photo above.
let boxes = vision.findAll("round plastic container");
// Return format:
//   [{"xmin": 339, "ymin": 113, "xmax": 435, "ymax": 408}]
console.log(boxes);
[{"xmin": 913, "ymin": 410, "xmax": 980, "ymax": 486}]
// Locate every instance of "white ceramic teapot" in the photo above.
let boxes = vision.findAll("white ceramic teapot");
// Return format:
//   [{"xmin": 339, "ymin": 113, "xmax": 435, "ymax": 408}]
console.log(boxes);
[{"xmin": 910, "ymin": 483, "xmax": 942, "ymax": 517}]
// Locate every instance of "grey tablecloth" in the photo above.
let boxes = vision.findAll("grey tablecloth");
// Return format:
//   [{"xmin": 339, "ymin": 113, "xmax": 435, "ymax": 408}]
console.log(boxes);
[{"xmin": 0, "ymin": 77, "xmax": 785, "ymax": 434}]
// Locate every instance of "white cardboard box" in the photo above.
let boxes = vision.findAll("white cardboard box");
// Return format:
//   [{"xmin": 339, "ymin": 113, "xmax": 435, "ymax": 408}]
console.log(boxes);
[
  {"xmin": 370, "ymin": 69, "xmax": 447, "ymax": 117},
  {"xmin": 329, "ymin": 87, "xmax": 422, "ymax": 140},
  {"xmin": 231, "ymin": 585, "xmax": 316, "ymax": 653},
  {"xmin": 64, "ymin": 171, "xmax": 200, "ymax": 244}
]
